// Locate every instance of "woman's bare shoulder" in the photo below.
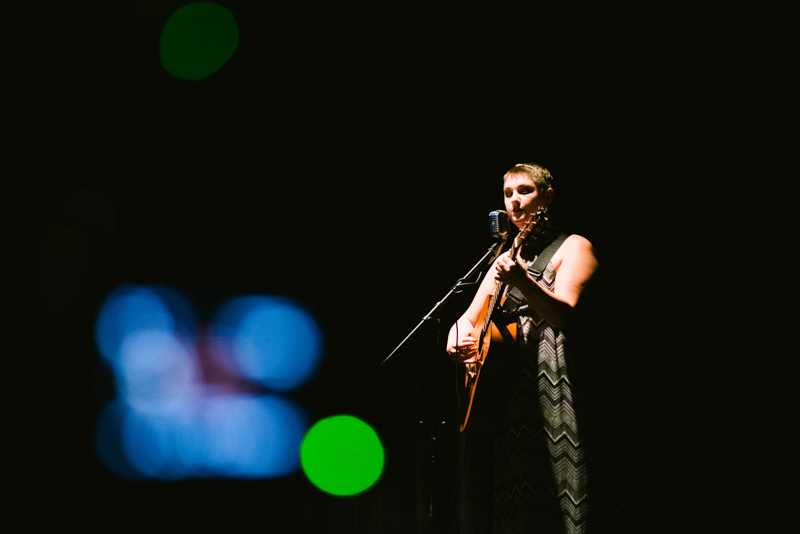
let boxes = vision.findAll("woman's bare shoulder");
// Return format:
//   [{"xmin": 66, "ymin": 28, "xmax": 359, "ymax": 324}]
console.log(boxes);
[{"xmin": 553, "ymin": 234, "xmax": 597, "ymax": 270}]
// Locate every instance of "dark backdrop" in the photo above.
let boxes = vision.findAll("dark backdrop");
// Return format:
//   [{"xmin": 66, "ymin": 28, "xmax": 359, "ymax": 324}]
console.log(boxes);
[{"xmin": 12, "ymin": 3, "xmax": 790, "ymax": 533}]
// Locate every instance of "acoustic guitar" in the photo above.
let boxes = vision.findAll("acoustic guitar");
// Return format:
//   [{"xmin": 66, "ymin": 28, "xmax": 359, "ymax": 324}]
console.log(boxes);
[{"xmin": 459, "ymin": 206, "xmax": 550, "ymax": 432}]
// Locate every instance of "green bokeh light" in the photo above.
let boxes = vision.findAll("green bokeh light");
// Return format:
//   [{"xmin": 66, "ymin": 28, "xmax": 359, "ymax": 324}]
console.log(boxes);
[
  {"xmin": 301, "ymin": 415, "xmax": 384, "ymax": 496},
  {"xmin": 159, "ymin": 2, "xmax": 239, "ymax": 81}
]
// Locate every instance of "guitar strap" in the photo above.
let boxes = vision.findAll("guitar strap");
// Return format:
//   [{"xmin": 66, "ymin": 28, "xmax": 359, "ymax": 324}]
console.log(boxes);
[{"xmin": 501, "ymin": 232, "xmax": 570, "ymax": 315}]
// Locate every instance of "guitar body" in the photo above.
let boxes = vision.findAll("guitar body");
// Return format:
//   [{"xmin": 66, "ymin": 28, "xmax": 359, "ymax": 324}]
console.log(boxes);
[
  {"xmin": 458, "ymin": 297, "xmax": 518, "ymax": 431},
  {"xmin": 458, "ymin": 208, "xmax": 549, "ymax": 432}
]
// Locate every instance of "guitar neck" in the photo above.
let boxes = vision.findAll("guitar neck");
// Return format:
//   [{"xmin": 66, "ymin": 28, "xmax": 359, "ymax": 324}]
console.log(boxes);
[
  {"xmin": 479, "ymin": 211, "xmax": 543, "ymax": 336},
  {"xmin": 482, "ymin": 279, "xmax": 505, "ymax": 331},
  {"xmin": 481, "ymin": 238, "xmax": 519, "ymax": 332}
]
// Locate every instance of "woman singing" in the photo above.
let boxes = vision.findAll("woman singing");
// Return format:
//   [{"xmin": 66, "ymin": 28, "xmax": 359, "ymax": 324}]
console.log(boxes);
[{"xmin": 445, "ymin": 163, "xmax": 622, "ymax": 533}]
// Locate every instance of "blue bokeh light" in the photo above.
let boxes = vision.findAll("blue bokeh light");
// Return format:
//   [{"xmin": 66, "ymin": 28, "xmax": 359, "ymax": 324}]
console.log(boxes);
[
  {"xmin": 212, "ymin": 296, "xmax": 323, "ymax": 391},
  {"xmin": 94, "ymin": 285, "xmax": 195, "ymax": 369},
  {"xmin": 116, "ymin": 329, "xmax": 198, "ymax": 415},
  {"xmin": 96, "ymin": 395, "xmax": 308, "ymax": 480},
  {"xmin": 189, "ymin": 394, "xmax": 308, "ymax": 478},
  {"xmin": 93, "ymin": 285, "xmax": 322, "ymax": 481}
]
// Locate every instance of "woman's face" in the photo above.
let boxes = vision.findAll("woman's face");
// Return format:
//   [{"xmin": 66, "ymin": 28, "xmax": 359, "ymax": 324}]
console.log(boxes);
[{"xmin": 503, "ymin": 174, "xmax": 552, "ymax": 229}]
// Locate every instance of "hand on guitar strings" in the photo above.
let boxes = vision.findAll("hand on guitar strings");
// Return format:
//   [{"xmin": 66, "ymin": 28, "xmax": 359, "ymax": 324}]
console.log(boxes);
[
  {"xmin": 495, "ymin": 250, "xmax": 535, "ymax": 292},
  {"xmin": 448, "ymin": 335, "xmax": 480, "ymax": 364}
]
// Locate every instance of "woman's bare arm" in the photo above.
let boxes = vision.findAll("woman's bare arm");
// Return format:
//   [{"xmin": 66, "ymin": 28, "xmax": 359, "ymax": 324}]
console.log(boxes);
[
  {"xmin": 496, "ymin": 235, "xmax": 598, "ymax": 329},
  {"xmin": 445, "ymin": 257, "xmax": 503, "ymax": 362}
]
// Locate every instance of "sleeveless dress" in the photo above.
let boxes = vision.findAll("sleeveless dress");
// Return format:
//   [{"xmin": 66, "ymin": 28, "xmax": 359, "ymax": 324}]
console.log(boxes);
[{"xmin": 491, "ymin": 259, "xmax": 626, "ymax": 533}]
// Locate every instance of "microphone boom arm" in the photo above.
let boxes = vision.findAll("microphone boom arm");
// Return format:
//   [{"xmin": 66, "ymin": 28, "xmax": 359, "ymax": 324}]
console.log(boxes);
[{"xmin": 378, "ymin": 238, "xmax": 507, "ymax": 368}]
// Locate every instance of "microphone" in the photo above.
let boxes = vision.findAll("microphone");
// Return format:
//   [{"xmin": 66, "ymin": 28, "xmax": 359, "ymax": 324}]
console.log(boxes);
[{"xmin": 489, "ymin": 210, "xmax": 510, "ymax": 239}]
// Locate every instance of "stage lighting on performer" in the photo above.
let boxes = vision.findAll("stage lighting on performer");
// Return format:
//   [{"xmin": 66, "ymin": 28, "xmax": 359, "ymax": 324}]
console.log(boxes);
[
  {"xmin": 300, "ymin": 415, "xmax": 384, "ymax": 496},
  {"xmin": 160, "ymin": 2, "xmax": 239, "ymax": 80},
  {"xmin": 211, "ymin": 296, "xmax": 324, "ymax": 392}
]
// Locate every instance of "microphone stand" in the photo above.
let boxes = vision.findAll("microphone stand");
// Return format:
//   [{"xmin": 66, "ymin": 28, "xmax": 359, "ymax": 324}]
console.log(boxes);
[
  {"xmin": 378, "ymin": 238, "xmax": 506, "ymax": 368},
  {"xmin": 379, "ymin": 237, "xmax": 507, "ymax": 533}
]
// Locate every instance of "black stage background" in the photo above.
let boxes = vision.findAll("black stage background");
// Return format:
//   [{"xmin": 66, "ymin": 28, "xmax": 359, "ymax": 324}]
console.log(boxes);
[{"xmin": 11, "ymin": 3, "xmax": 790, "ymax": 533}]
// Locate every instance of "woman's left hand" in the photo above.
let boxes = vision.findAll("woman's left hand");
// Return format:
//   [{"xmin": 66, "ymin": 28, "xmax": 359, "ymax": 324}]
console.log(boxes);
[{"xmin": 494, "ymin": 251, "xmax": 533, "ymax": 291}]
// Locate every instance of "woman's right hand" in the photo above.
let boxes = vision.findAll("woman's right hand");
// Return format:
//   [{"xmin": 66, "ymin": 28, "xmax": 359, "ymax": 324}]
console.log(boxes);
[{"xmin": 447, "ymin": 335, "xmax": 479, "ymax": 364}]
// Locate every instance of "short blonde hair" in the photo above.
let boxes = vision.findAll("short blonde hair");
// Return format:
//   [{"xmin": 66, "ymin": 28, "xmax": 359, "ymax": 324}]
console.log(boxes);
[{"xmin": 503, "ymin": 163, "xmax": 554, "ymax": 194}]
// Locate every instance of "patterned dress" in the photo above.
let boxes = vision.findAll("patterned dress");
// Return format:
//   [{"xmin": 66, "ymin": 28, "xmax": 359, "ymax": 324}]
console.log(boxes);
[{"xmin": 490, "ymin": 259, "xmax": 625, "ymax": 533}]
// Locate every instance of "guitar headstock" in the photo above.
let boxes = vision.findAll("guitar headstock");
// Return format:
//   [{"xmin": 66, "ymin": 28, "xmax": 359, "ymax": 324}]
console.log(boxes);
[{"xmin": 511, "ymin": 206, "xmax": 549, "ymax": 253}]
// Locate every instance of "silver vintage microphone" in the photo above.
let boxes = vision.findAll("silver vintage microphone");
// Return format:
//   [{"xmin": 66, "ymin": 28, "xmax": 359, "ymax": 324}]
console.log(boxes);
[{"xmin": 489, "ymin": 210, "xmax": 510, "ymax": 239}]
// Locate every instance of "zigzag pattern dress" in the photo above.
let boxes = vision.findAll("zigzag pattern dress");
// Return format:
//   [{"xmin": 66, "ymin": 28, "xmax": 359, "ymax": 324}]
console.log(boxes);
[{"xmin": 491, "ymin": 260, "xmax": 624, "ymax": 533}]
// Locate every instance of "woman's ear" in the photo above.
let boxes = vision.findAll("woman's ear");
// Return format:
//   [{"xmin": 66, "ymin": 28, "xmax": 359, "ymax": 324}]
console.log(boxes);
[{"xmin": 545, "ymin": 187, "xmax": 554, "ymax": 205}]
